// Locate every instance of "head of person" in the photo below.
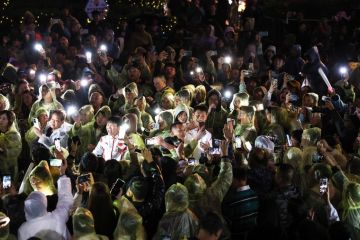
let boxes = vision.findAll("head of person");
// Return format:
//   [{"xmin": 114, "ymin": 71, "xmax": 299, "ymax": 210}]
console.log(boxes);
[
  {"xmin": 230, "ymin": 92, "xmax": 249, "ymax": 111},
  {"xmin": 89, "ymin": 92, "xmax": 104, "ymax": 111},
  {"xmin": 95, "ymin": 106, "xmax": 111, "ymax": 128},
  {"xmin": 153, "ymin": 75, "xmax": 167, "ymax": 92},
  {"xmin": 206, "ymin": 89, "xmax": 222, "ymax": 110},
  {"xmin": 174, "ymin": 89, "xmax": 191, "ymax": 107},
  {"xmin": 78, "ymin": 105, "xmax": 94, "ymax": 125},
  {"xmin": 29, "ymin": 160, "xmax": 56, "ymax": 196},
  {"xmin": 193, "ymin": 104, "xmax": 208, "ymax": 124},
  {"xmin": 184, "ymin": 173, "xmax": 207, "ymax": 200},
  {"xmin": 79, "ymin": 152, "xmax": 99, "ymax": 174},
  {"xmin": 72, "ymin": 207, "xmax": 97, "ymax": 239},
  {"xmin": 134, "ymin": 96, "xmax": 146, "ymax": 112},
  {"xmin": 194, "ymin": 85, "xmax": 206, "ymax": 104},
  {"xmin": 248, "ymin": 147, "xmax": 273, "ymax": 168},
  {"xmin": 103, "ymin": 159, "xmax": 122, "ymax": 188},
  {"xmin": 49, "ymin": 109, "xmax": 65, "ymax": 130},
  {"xmin": 165, "ymin": 183, "xmax": 189, "ymax": 212},
  {"xmin": 275, "ymin": 164, "xmax": 295, "ymax": 187},
  {"xmin": 127, "ymin": 64, "xmax": 141, "ymax": 83},
  {"xmin": 238, "ymin": 106, "xmax": 255, "ymax": 124},
  {"xmin": 106, "ymin": 116, "xmax": 121, "ymax": 137},
  {"xmin": 0, "ymin": 110, "xmax": 15, "ymax": 132},
  {"xmin": 125, "ymin": 82, "xmax": 138, "ymax": 104},
  {"xmin": 156, "ymin": 110, "xmax": 174, "ymax": 131},
  {"xmin": 232, "ymin": 167, "xmax": 248, "ymax": 189},
  {"xmin": 0, "ymin": 94, "xmax": 10, "ymax": 112},
  {"xmin": 88, "ymin": 182, "xmax": 117, "ymax": 234},
  {"xmin": 21, "ymin": 90, "xmax": 37, "ymax": 108},
  {"xmin": 161, "ymin": 93, "xmax": 175, "ymax": 110},
  {"xmin": 303, "ymin": 93, "xmax": 318, "ymax": 107},
  {"xmin": 197, "ymin": 212, "xmax": 224, "ymax": 240},
  {"xmin": 273, "ymin": 55, "xmax": 285, "ymax": 70},
  {"xmin": 301, "ymin": 127, "xmax": 321, "ymax": 147},
  {"xmin": 253, "ymin": 86, "xmax": 267, "ymax": 101},
  {"xmin": 126, "ymin": 176, "xmax": 149, "ymax": 202},
  {"xmin": 174, "ymin": 103, "xmax": 189, "ymax": 124},
  {"xmin": 171, "ymin": 122, "xmax": 186, "ymax": 140},
  {"xmin": 165, "ymin": 62, "xmax": 177, "ymax": 79},
  {"xmin": 113, "ymin": 208, "xmax": 145, "ymax": 240},
  {"xmin": 123, "ymin": 113, "xmax": 138, "ymax": 134},
  {"xmin": 40, "ymin": 84, "xmax": 53, "ymax": 101}
]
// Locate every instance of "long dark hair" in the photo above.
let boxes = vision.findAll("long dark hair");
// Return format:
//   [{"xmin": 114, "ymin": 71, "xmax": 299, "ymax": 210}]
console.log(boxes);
[
  {"xmin": 88, "ymin": 182, "xmax": 118, "ymax": 238},
  {"xmin": 0, "ymin": 110, "xmax": 15, "ymax": 131}
]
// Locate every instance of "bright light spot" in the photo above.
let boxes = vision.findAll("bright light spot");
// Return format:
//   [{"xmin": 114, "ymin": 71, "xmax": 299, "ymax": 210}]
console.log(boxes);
[
  {"xmin": 238, "ymin": 0, "xmax": 246, "ymax": 12},
  {"xmin": 224, "ymin": 90, "xmax": 232, "ymax": 98},
  {"xmin": 85, "ymin": 51, "xmax": 92, "ymax": 59},
  {"xmin": 190, "ymin": 71, "xmax": 194, "ymax": 75},
  {"xmin": 99, "ymin": 44, "xmax": 107, "ymax": 52},
  {"xmin": 29, "ymin": 69, "xmax": 36, "ymax": 76},
  {"xmin": 195, "ymin": 67, "xmax": 202, "ymax": 73},
  {"xmin": 339, "ymin": 66, "xmax": 348, "ymax": 75},
  {"xmin": 154, "ymin": 107, "xmax": 161, "ymax": 114},
  {"xmin": 34, "ymin": 43, "xmax": 43, "ymax": 52},
  {"xmin": 67, "ymin": 106, "xmax": 77, "ymax": 116},
  {"xmin": 224, "ymin": 56, "xmax": 232, "ymax": 64},
  {"xmin": 80, "ymin": 79, "xmax": 88, "ymax": 87},
  {"xmin": 39, "ymin": 74, "xmax": 46, "ymax": 84},
  {"xmin": 122, "ymin": 123, "xmax": 130, "ymax": 131}
]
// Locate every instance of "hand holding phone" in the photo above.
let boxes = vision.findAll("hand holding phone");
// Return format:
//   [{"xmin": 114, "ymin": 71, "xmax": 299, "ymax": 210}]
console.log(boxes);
[
  {"xmin": 54, "ymin": 138, "xmax": 61, "ymax": 151},
  {"xmin": 319, "ymin": 178, "xmax": 328, "ymax": 195},
  {"xmin": 110, "ymin": 178, "xmax": 125, "ymax": 197},
  {"xmin": 2, "ymin": 175, "xmax": 11, "ymax": 189}
]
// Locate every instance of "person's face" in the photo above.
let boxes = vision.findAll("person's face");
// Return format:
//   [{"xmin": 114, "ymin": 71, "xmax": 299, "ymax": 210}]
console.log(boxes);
[
  {"xmin": 50, "ymin": 113, "xmax": 63, "ymax": 130},
  {"xmin": 274, "ymin": 58, "xmax": 284, "ymax": 70},
  {"xmin": 0, "ymin": 114, "xmax": 9, "ymax": 130},
  {"xmin": 172, "ymin": 123, "xmax": 186, "ymax": 139},
  {"xmin": 230, "ymin": 69, "xmax": 240, "ymax": 80},
  {"xmin": 194, "ymin": 110, "xmax": 208, "ymax": 123},
  {"xmin": 128, "ymin": 68, "xmax": 141, "ymax": 82},
  {"xmin": 79, "ymin": 112, "xmax": 91, "ymax": 124},
  {"xmin": 125, "ymin": 91, "xmax": 135, "ymax": 103},
  {"xmin": 106, "ymin": 122, "xmax": 119, "ymax": 137},
  {"xmin": 96, "ymin": 113, "xmax": 107, "ymax": 127},
  {"xmin": 208, "ymin": 95, "xmax": 219, "ymax": 108},
  {"xmin": 90, "ymin": 92, "xmax": 104, "ymax": 108},
  {"xmin": 59, "ymin": 37, "xmax": 69, "ymax": 49},
  {"xmin": 89, "ymin": 35, "xmax": 97, "ymax": 47},
  {"xmin": 177, "ymin": 111, "xmax": 188, "ymax": 123},
  {"xmin": 280, "ymin": 89, "xmax": 290, "ymax": 102},
  {"xmin": 234, "ymin": 98, "xmax": 241, "ymax": 109},
  {"xmin": 303, "ymin": 95, "xmax": 315, "ymax": 107},
  {"xmin": 22, "ymin": 92, "xmax": 34, "ymax": 107},
  {"xmin": 18, "ymin": 82, "xmax": 30, "ymax": 94},
  {"xmin": 238, "ymin": 110, "xmax": 250, "ymax": 123},
  {"xmin": 41, "ymin": 86, "xmax": 52, "ymax": 100},
  {"xmin": 44, "ymin": 36, "xmax": 52, "ymax": 47},
  {"xmin": 38, "ymin": 113, "xmax": 49, "ymax": 126},
  {"xmin": 154, "ymin": 78, "xmax": 166, "ymax": 92},
  {"xmin": 253, "ymin": 89, "xmax": 264, "ymax": 101},
  {"xmin": 135, "ymin": 99, "xmax": 145, "ymax": 111},
  {"xmin": 165, "ymin": 66, "xmax": 176, "ymax": 79},
  {"xmin": 161, "ymin": 96, "xmax": 173, "ymax": 110}
]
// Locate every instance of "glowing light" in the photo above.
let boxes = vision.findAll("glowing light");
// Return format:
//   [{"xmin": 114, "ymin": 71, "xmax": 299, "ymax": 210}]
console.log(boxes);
[
  {"xmin": 99, "ymin": 44, "xmax": 107, "ymax": 52},
  {"xmin": 224, "ymin": 56, "xmax": 232, "ymax": 64},
  {"xmin": 39, "ymin": 74, "xmax": 46, "ymax": 84},
  {"xmin": 195, "ymin": 67, "xmax": 202, "ymax": 73},
  {"xmin": 339, "ymin": 66, "xmax": 348, "ymax": 75},
  {"xmin": 67, "ymin": 106, "xmax": 77, "ymax": 116},
  {"xmin": 34, "ymin": 43, "xmax": 43, "ymax": 52},
  {"xmin": 154, "ymin": 107, "xmax": 161, "ymax": 114},
  {"xmin": 80, "ymin": 79, "xmax": 88, "ymax": 87},
  {"xmin": 224, "ymin": 90, "xmax": 232, "ymax": 99}
]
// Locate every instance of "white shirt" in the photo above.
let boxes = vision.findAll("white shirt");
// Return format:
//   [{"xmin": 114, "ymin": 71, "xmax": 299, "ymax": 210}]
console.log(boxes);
[
  {"xmin": 38, "ymin": 122, "xmax": 72, "ymax": 149},
  {"xmin": 185, "ymin": 128, "xmax": 212, "ymax": 160},
  {"xmin": 92, "ymin": 135, "xmax": 127, "ymax": 161},
  {"xmin": 18, "ymin": 177, "xmax": 74, "ymax": 240}
]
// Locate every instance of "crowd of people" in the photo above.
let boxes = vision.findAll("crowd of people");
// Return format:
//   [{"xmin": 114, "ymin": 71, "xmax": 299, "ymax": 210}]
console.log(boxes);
[{"xmin": 0, "ymin": 0, "xmax": 359, "ymax": 239}]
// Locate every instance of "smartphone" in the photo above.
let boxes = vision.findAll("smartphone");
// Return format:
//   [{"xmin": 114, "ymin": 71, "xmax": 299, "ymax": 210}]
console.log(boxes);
[
  {"xmin": 188, "ymin": 157, "xmax": 199, "ymax": 166},
  {"xmin": 32, "ymin": 118, "xmax": 40, "ymax": 129},
  {"xmin": 145, "ymin": 138, "xmax": 157, "ymax": 146},
  {"xmin": 110, "ymin": 178, "xmax": 125, "ymax": 196},
  {"xmin": 272, "ymin": 78, "xmax": 278, "ymax": 86},
  {"xmin": 213, "ymin": 139, "xmax": 221, "ymax": 148},
  {"xmin": 209, "ymin": 147, "xmax": 220, "ymax": 155},
  {"xmin": 2, "ymin": 175, "xmax": 11, "ymax": 189},
  {"xmin": 319, "ymin": 177, "xmax": 328, "ymax": 195},
  {"xmin": 259, "ymin": 31, "xmax": 269, "ymax": 37},
  {"xmin": 54, "ymin": 138, "xmax": 61, "ymax": 151},
  {"xmin": 286, "ymin": 134, "xmax": 292, "ymax": 147},
  {"xmin": 78, "ymin": 173, "xmax": 90, "ymax": 184},
  {"xmin": 50, "ymin": 159, "xmax": 62, "ymax": 167},
  {"xmin": 235, "ymin": 136, "xmax": 242, "ymax": 149}
]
